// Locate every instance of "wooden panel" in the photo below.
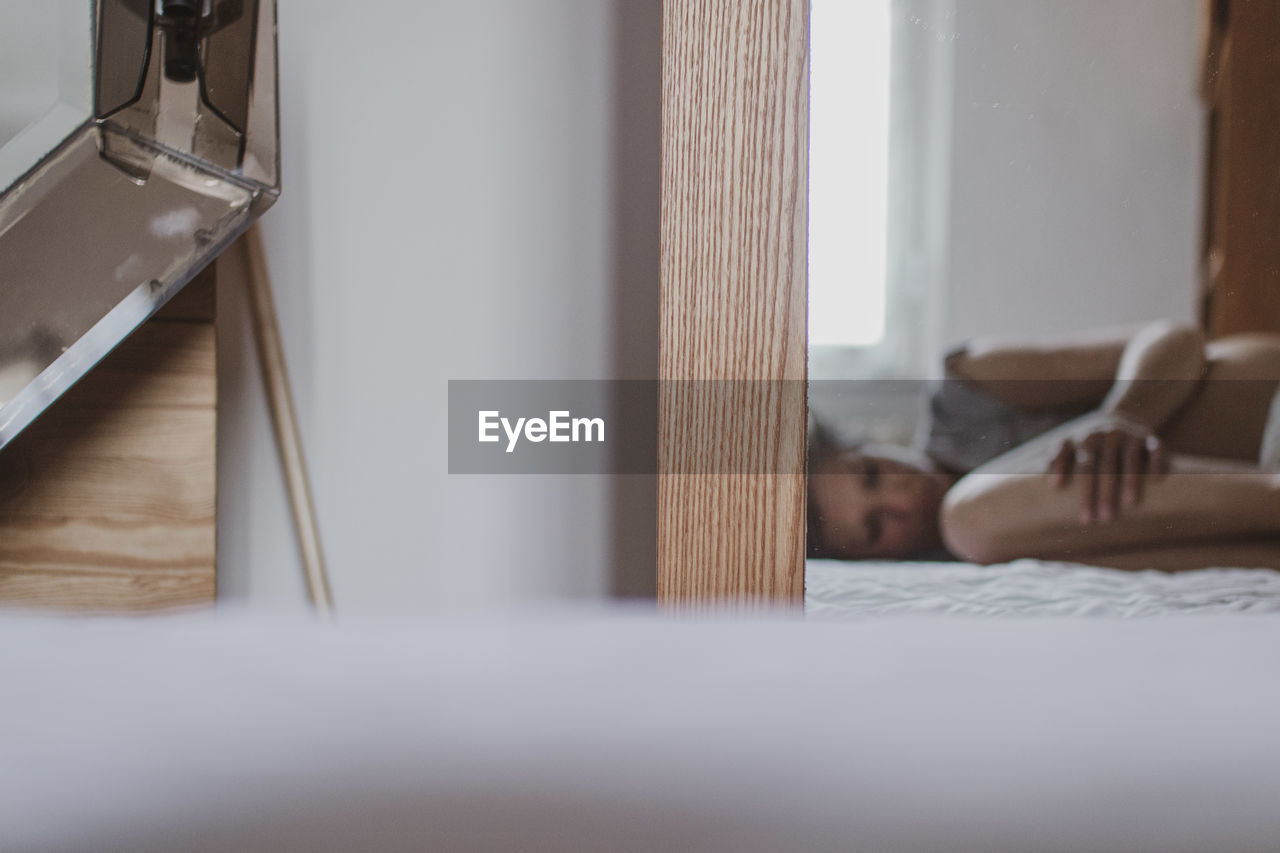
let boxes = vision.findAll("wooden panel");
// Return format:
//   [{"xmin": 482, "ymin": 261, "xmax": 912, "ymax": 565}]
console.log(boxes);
[
  {"xmin": 154, "ymin": 264, "xmax": 218, "ymax": 322},
  {"xmin": 0, "ymin": 273, "xmax": 217, "ymax": 612},
  {"xmin": 657, "ymin": 0, "xmax": 809, "ymax": 604},
  {"xmin": 1203, "ymin": 0, "xmax": 1280, "ymax": 336}
]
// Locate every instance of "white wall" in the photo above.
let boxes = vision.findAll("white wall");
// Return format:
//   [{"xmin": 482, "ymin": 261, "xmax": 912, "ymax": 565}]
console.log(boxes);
[
  {"xmin": 217, "ymin": 0, "xmax": 660, "ymax": 615},
  {"xmin": 0, "ymin": 1, "xmax": 93, "ymax": 194},
  {"xmin": 944, "ymin": 0, "xmax": 1204, "ymax": 345}
]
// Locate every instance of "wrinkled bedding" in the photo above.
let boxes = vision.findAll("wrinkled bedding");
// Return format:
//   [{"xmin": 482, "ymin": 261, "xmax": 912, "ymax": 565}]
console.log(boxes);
[{"xmin": 806, "ymin": 558, "xmax": 1280, "ymax": 617}]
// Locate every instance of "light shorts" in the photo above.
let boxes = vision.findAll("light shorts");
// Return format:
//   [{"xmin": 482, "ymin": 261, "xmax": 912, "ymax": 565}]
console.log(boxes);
[{"xmin": 1258, "ymin": 382, "xmax": 1280, "ymax": 472}]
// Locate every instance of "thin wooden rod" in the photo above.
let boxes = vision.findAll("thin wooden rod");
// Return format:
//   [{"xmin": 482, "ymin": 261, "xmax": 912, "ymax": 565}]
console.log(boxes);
[{"xmin": 242, "ymin": 225, "xmax": 335, "ymax": 617}]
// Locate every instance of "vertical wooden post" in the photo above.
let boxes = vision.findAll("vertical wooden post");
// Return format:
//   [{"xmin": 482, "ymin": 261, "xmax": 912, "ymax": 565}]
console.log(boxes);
[{"xmin": 657, "ymin": 0, "xmax": 809, "ymax": 604}]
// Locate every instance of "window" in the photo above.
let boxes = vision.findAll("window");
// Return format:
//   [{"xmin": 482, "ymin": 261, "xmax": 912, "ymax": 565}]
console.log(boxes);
[
  {"xmin": 808, "ymin": 0, "xmax": 892, "ymax": 349},
  {"xmin": 809, "ymin": 0, "xmax": 956, "ymax": 381}
]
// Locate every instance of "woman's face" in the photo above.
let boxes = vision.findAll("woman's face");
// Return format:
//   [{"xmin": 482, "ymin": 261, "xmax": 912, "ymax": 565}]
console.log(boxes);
[{"xmin": 810, "ymin": 445, "xmax": 950, "ymax": 559}]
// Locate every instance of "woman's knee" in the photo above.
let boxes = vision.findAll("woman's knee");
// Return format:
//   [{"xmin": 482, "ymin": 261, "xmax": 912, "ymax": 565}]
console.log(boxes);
[{"xmin": 938, "ymin": 477, "xmax": 1016, "ymax": 565}]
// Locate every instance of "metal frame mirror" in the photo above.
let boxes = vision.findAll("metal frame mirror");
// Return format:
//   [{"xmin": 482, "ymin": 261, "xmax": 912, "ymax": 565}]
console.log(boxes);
[{"xmin": 0, "ymin": 0, "xmax": 279, "ymax": 450}]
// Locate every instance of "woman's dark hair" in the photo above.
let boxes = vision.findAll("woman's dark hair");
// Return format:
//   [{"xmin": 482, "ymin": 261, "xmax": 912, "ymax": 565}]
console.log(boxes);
[{"xmin": 807, "ymin": 416, "xmax": 854, "ymax": 559}]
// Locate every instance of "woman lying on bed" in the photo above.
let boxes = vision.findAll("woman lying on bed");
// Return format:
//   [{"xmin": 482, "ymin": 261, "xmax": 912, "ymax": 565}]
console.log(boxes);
[{"xmin": 808, "ymin": 320, "xmax": 1280, "ymax": 570}]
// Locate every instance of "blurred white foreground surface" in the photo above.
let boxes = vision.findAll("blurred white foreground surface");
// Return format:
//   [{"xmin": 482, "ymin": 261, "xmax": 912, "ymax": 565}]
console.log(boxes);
[{"xmin": 3, "ymin": 609, "xmax": 1279, "ymax": 852}]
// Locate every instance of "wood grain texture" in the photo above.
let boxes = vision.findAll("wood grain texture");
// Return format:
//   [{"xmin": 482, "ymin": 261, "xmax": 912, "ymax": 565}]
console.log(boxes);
[
  {"xmin": 658, "ymin": 0, "xmax": 808, "ymax": 604},
  {"xmin": 0, "ymin": 268, "xmax": 217, "ymax": 612},
  {"xmin": 155, "ymin": 265, "xmax": 218, "ymax": 322},
  {"xmin": 1203, "ymin": 0, "xmax": 1280, "ymax": 337}
]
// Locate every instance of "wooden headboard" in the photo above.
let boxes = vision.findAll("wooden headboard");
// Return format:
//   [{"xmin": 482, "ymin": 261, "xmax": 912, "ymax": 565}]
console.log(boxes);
[{"xmin": 1200, "ymin": 0, "xmax": 1280, "ymax": 336}]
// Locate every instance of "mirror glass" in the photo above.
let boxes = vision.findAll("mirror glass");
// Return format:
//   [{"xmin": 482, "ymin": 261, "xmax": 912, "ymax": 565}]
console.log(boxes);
[
  {"xmin": 0, "ymin": 0, "xmax": 279, "ymax": 450},
  {"xmin": 807, "ymin": 0, "xmax": 1280, "ymax": 615}
]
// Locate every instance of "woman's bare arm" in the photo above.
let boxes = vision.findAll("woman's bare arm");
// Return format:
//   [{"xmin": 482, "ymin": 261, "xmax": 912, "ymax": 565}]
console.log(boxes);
[
  {"xmin": 945, "ymin": 323, "xmax": 1142, "ymax": 409},
  {"xmin": 946, "ymin": 320, "xmax": 1204, "ymax": 416}
]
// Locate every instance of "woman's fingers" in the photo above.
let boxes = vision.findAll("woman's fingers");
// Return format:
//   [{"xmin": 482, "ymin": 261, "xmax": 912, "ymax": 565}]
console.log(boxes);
[
  {"xmin": 1096, "ymin": 429, "xmax": 1124, "ymax": 522},
  {"xmin": 1079, "ymin": 432, "xmax": 1104, "ymax": 524},
  {"xmin": 1072, "ymin": 428, "xmax": 1165, "ymax": 522},
  {"xmin": 1065, "ymin": 425, "xmax": 1167, "ymax": 524},
  {"xmin": 1049, "ymin": 439, "xmax": 1076, "ymax": 486},
  {"xmin": 1121, "ymin": 432, "xmax": 1145, "ymax": 509}
]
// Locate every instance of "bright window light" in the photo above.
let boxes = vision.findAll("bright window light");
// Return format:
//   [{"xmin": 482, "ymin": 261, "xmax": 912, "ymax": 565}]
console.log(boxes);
[{"xmin": 809, "ymin": 0, "xmax": 892, "ymax": 348}]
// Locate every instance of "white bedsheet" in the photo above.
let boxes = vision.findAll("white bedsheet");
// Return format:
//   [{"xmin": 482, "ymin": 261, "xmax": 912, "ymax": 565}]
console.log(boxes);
[
  {"xmin": 4, "ymin": 609, "xmax": 1280, "ymax": 852},
  {"xmin": 807, "ymin": 558, "xmax": 1280, "ymax": 617}
]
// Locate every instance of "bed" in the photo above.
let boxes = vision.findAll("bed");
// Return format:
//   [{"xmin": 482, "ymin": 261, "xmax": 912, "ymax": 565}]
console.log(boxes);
[
  {"xmin": 5, "ymin": 608, "xmax": 1280, "ymax": 852},
  {"xmin": 807, "ymin": 558, "xmax": 1280, "ymax": 617}
]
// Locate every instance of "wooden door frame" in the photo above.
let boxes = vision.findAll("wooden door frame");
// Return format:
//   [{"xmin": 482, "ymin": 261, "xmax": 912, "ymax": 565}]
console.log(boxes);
[{"xmin": 657, "ymin": 0, "xmax": 809, "ymax": 603}]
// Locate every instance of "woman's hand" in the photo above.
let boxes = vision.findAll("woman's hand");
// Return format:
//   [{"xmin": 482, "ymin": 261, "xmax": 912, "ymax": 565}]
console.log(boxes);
[{"xmin": 1047, "ymin": 420, "xmax": 1169, "ymax": 524}]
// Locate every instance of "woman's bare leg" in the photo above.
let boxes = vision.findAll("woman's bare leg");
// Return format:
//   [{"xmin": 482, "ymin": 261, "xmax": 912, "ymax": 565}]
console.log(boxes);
[
  {"xmin": 940, "ymin": 454, "xmax": 1280, "ymax": 565},
  {"xmin": 1161, "ymin": 335, "xmax": 1280, "ymax": 460},
  {"xmin": 1068, "ymin": 541, "xmax": 1280, "ymax": 572}
]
